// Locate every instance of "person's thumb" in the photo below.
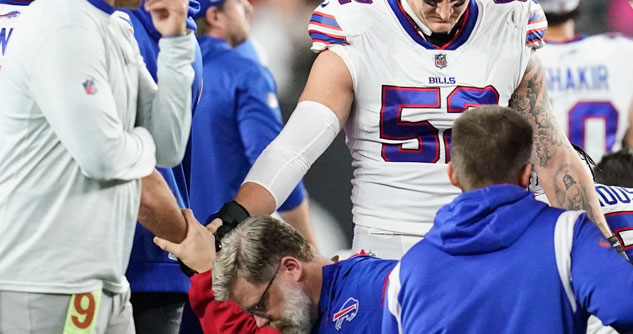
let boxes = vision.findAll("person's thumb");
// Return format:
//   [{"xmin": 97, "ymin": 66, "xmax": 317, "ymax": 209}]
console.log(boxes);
[{"xmin": 153, "ymin": 236, "xmax": 178, "ymax": 254}]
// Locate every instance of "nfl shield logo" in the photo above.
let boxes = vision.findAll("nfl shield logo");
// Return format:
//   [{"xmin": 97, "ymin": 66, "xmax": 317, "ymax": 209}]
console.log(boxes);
[
  {"xmin": 435, "ymin": 53, "xmax": 447, "ymax": 69},
  {"xmin": 82, "ymin": 78, "xmax": 97, "ymax": 95}
]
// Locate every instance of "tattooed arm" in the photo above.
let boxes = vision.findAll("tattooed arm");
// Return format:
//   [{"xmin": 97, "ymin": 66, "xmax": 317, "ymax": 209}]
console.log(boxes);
[{"xmin": 509, "ymin": 52, "xmax": 612, "ymax": 238}]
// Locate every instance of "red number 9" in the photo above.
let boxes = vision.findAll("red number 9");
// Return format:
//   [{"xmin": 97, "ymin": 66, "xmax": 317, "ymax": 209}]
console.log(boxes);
[{"xmin": 71, "ymin": 293, "xmax": 96, "ymax": 329}]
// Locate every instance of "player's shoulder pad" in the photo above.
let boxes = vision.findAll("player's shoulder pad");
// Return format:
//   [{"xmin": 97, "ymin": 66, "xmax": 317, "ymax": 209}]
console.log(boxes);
[
  {"xmin": 308, "ymin": 0, "xmax": 375, "ymax": 53},
  {"xmin": 476, "ymin": 0, "xmax": 546, "ymax": 49}
]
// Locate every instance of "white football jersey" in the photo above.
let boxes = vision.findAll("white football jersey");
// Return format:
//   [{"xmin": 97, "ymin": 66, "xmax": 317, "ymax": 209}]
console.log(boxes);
[
  {"xmin": 0, "ymin": 1, "xmax": 29, "ymax": 71},
  {"xmin": 309, "ymin": 0, "xmax": 546, "ymax": 235},
  {"xmin": 538, "ymin": 34, "xmax": 633, "ymax": 161}
]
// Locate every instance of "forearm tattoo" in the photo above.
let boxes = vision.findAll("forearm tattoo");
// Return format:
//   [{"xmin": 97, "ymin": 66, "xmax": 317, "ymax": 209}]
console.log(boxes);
[
  {"xmin": 510, "ymin": 55, "xmax": 600, "ymax": 224},
  {"xmin": 553, "ymin": 167, "xmax": 596, "ymax": 222},
  {"xmin": 509, "ymin": 56, "xmax": 563, "ymax": 168}
]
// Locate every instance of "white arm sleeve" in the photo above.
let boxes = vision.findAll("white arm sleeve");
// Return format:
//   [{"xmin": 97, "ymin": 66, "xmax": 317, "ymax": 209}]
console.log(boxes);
[
  {"xmin": 136, "ymin": 31, "xmax": 195, "ymax": 167},
  {"xmin": 243, "ymin": 101, "xmax": 340, "ymax": 209}
]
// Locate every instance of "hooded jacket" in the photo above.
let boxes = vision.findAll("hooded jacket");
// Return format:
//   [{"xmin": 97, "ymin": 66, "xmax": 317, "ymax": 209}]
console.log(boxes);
[{"xmin": 383, "ymin": 184, "xmax": 633, "ymax": 334}]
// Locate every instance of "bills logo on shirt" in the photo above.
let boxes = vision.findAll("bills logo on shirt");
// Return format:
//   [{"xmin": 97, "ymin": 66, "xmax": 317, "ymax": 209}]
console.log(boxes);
[
  {"xmin": 0, "ymin": 11, "xmax": 20, "ymax": 19},
  {"xmin": 82, "ymin": 78, "xmax": 97, "ymax": 95},
  {"xmin": 333, "ymin": 297, "xmax": 359, "ymax": 330},
  {"xmin": 435, "ymin": 53, "xmax": 447, "ymax": 69}
]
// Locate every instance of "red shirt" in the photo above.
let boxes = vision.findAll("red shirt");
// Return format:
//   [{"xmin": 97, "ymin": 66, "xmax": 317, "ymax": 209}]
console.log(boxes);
[{"xmin": 189, "ymin": 271, "xmax": 280, "ymax": 334}]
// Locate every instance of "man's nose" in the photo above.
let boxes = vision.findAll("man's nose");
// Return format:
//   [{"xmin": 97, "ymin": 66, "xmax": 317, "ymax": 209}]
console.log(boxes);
[
  {"xmin": 436, "ymin": 2, "xmax": 453, "ymax": 20},
  {"xmin": 254, "ymin": 315, "xmax": 271, "ymax": 328}
]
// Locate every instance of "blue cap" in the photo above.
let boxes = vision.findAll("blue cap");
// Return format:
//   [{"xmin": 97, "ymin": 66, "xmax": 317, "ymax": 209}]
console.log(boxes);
[{"xmin": 193, "ymin": 0, "xmax": 226, "ymax": 19}]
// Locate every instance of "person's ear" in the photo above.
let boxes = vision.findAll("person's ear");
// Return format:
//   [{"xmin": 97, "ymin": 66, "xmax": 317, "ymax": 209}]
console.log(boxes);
[
  {"xmin": 279, "ymin": 256, "xmax": 304, "ymax": 283},
  {"xmin": 205, "ymin": 7, "xmax": 221, "ymax": 26},
  {"xmin": 518, "ymin": 163, "xmax": 532, "ymax": 189},
  {"xmin": 447, "ymin": 162, "xmax": 461, "ymax": 189}
]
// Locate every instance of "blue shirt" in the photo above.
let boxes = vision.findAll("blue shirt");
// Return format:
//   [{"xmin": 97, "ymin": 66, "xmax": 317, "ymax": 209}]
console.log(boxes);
[
  {"xmin": 186, "ymin": 36, "xmax": 305, "ymax": 223},
  {"xmin": 314, "ymin": 256, "xmax": 396, "ymax": 334},
  {"xmin": 122, "ymin": 1, "xmax": 203, "ymax": 293},
  {"xmin": 383, "ymin": 185, "xmax": 633, "ymax": 334}
]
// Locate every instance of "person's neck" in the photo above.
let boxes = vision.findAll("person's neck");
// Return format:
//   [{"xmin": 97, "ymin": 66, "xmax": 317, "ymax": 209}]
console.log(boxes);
[
  {"xmin": 544, "ymin": 20, "xmax": 575, "ymax": 42},
  {"xmin": 304, "ymin": 256, "xmax": 334, "ymax": 309},
  {"xmin": 208, "ymin": 30, "xmax": 238, "ymax": 47}
]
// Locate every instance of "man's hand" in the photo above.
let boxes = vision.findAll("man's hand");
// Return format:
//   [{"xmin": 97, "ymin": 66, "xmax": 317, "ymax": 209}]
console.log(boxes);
[
  {"xmin": 154, "ymin": 209, "xmax": 216, "ymax": 273},
  {"xmin": 145, "ymin": 0, "xmax": 187, "ymax": 37}
]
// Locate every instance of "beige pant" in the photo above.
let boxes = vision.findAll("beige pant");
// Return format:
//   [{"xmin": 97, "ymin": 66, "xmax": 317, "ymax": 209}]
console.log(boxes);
[
  {"xmin": 351, "ymin": 225, "xmax": 423, "ymax": 260},
  {"xmin": 0, "ymin": 289, "xmax": 134, "ymax": 334}
]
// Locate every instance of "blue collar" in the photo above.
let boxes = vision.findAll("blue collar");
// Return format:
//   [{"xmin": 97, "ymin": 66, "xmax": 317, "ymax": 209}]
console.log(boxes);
[
  {"xmin": 87, "ymin": 0, "xmax": 115, "ymax": 14},
  {"xmin": 197, "ymin": 36, "xmax": 232, "ymax": 55},
  {"xmin": 387, "ymin": 0, "xmax": 479, "ymax": 50},
  {"xmin": 0, "ymin": 0, "xmax": 32, "ymax": 6}
]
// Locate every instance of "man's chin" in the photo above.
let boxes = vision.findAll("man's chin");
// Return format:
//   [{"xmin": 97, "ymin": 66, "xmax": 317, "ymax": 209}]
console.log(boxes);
[{"xmin": 428, "ymin": 23, "xmax": 453, "ymax": 34}]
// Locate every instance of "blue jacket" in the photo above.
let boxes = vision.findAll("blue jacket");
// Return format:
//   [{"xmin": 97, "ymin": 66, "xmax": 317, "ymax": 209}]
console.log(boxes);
[
  {"xmin": 185, "ymin": 36, "xmax": 305, "ymax": 223},
  {"xmin": 383, "ymin": 184, "xmax": 633, "ymax": 334},
  {"xmin": 123, "ymin": 2, "xmax": 204, "ymax": 293},
  {"xmin": 314, "ymin": 255, "xmax": 397, "ymax": 334}
]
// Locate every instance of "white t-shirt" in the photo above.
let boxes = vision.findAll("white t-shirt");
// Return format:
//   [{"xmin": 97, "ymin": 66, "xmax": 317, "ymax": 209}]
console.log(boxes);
[
  {"xmin": 538, "ymin": 34, "xmax": 633, "ymax": 161},
  {"xmin": 308, "ymin": 0, "xmax": 546, "ymax": 235},
  {"xmin": 0, "ymin": 0, "xmax": 194, "ymax": 294}
]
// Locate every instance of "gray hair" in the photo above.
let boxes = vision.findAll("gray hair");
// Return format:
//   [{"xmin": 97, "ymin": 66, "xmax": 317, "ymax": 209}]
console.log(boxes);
[{"xmin": 212, "ymin": 215, "xmax": 317, "ymax": 301}]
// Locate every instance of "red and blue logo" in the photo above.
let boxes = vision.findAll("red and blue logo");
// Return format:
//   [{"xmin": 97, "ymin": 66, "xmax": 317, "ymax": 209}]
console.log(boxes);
[
  {"xmin": 82, "ymin": 78, "xmax": 97, "ymax": 95},
  {"xmin": 333, "ymin": 297, "xmax": 359, "ymax": 330},
  {"xmin": 0, "ymin": 11, "xmax": 20, "ymax": 19}
]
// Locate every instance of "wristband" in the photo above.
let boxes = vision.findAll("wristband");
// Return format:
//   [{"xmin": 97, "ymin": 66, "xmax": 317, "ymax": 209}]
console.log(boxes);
[
  {"xmin": 207, "ymin": 201, "xmax": 250, "ymax": 252},
  {"xmin": 608, "ymin": 235, "xmax": 632, "ymax": 263}
]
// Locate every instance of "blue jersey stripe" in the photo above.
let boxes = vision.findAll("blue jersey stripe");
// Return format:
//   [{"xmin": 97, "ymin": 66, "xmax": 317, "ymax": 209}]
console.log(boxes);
[
  {"xmin": 310, "ymin": 31, "xmax": 348, "ymax": 44},
  {"xmin": 311, "ymin": 12, "xmax": 342, "ymax": 30},
  {"xmin": 528, "ymin": 12, "xmax": 545, "ymax": 22},
  {"xmin": 526, "ymin": 31, "xmax": 546, "ymax": 44}
]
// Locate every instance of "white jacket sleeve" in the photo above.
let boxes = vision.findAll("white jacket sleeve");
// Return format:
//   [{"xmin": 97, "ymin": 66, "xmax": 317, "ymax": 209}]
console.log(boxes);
[
  {"xmin": 30, "ymin": 25, "xmax": 155, "ymax": 181},
  {"xmin": 135, "ymin": 32, "xmax": 195, "ymax": 167}
]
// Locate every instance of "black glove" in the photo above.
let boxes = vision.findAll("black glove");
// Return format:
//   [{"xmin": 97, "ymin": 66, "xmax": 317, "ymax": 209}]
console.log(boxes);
[
  {"xmin": 608, "ymin": 235, "xmax": 632, "ymax": 264},
  {"xmin": 206, "ymin": 201, "xmax": 250, "ymax": 252},
  {"xmin": 177, "ymin": 201, "xmax": 250, "ymax": 277}
]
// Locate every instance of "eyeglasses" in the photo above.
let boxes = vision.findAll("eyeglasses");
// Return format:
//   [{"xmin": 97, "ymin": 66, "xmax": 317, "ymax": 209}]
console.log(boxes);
[{"xmin": 245, "ymin": 264, "xmax": 280, "ymax": 318}]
